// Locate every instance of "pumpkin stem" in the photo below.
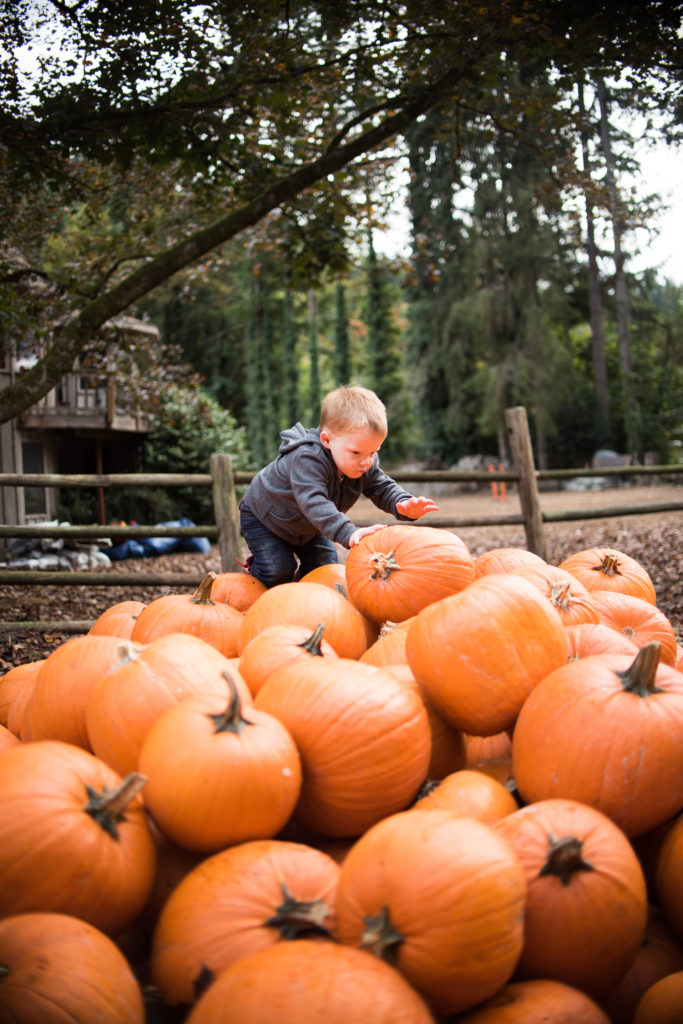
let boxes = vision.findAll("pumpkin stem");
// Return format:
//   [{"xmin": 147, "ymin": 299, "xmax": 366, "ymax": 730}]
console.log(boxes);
[
  {"xmin": 550, "ymin": 581, "xmax": 573, "ymax": 612},
  {"xmin": 84, "ymin": 772, "xmax": 147, "ymax": 840},
  {"xmin": 298, "ymin": 623, "xmax": 326, "ymax": 656},
  {"xmin": 539, "ymin": 833, "xmax": 595, "ymax": 886},
  {"xmin": 211, "ymin": 670, "xmax": 254, "ymax": 735},
  {"xmin": 617, "ymin": 641, "xmax": 663, "ymax": 697},
  {"xmin": 361, "ymin": 905, "xmax": 405, "ymax": 964},
  {"xmin": 592, "ymin": 553, "xmax": 623, "ymax": 578},
  {"xmin": 190, "ymin": 571, "xmax": 217, "ymax": 606},
  {"xmin": 369, "ymin": 551, "xmax": 400, "ymax": 581},
  {"xmin": 265, "ymin": 883, "xmax": 334, "ymax": 939},
  {"xmin": 334, "ymin": 581, "xmax": 348, "ymax": 598}
]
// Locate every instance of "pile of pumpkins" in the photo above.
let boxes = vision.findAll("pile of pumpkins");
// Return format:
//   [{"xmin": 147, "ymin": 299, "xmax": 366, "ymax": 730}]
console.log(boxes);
[{"xmin": 1, "ymin": 522, "xmax": 683, "ymax": 1023}]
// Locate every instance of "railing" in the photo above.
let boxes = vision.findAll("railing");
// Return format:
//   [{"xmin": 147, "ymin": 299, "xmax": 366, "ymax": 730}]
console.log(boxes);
[{"xmin": 1, "ymin": 407, "xmax": 681, "ymax": 632}]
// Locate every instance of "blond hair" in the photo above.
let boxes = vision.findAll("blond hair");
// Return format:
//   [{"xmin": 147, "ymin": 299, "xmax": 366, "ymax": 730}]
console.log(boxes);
[{"xmin": 320, "ymin": 386, "xmax": 388, "ymax": 436}]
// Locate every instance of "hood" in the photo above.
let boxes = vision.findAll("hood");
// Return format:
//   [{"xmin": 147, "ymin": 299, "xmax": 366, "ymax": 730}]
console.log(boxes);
[{"xmin": 278, "ymin": 422, "xmax": 322, "ymax": 454}]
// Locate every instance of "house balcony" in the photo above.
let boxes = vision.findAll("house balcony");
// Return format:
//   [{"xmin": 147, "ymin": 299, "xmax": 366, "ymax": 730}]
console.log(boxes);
[{"xmin": 18, "ymin": 370, "xmax": 153, "ymax": 434}]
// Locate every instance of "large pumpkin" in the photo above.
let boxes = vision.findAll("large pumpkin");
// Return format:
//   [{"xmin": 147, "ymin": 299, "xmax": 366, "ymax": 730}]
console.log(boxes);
[
  {"xmin": 88, "ymin": 599, "xmax": 146, "ymax": 638},
  {"xmin": 344, "ymin": 524, "xmax": 474, "ymax": 626},
  {"xmin": 508, "ymin": 563, "xmax": 600, "ymax": 627},
  {"xmin": 184, "ymin": 939, "xmax": 435, "ymax": 1024},
  {"xmin": 131, "ymin": 572, "xmax": 243, "ymax": 657},
  {"xmin": 412, "ymin": 768, "xmax": 518, "ymax": 824},
  {"xmin": 453, "ymin": 979, "xmax": 611, "ymax": 1023},
  {"xmin": 513, "ymin": 642, "xmax": 683, "ymax": 837},
  {"xmin": 255, "ymin": 658, "xmax": 431, "ymax": 837},
  {"xmin": 238, "ymin": 621, "xmax": 339, "ymax": 698},
  {"xmin": 655, "ymin": 812, "xmax": 683, "ymax": 942},
  {"xmin": 0, "ymin": 659, "xmax": 44, "ymax": 727},
  {"xmin": 209, "ymin": 570, "xmax": 267, "ymax": 611},
  {"xmin": 633, "ymin": 971, "xmax": 683, "ymax": 1024},
  {"xmin": 558, "ymin": 546, "xmax": 657, "ymax": 604},
  {"xmin": 335, "ymin": 807, "xmax": 526, "ymax": 1015},
  {"xmin": 495, "ymin": 797, "xmax": 647, "ymax": 996},
  {"xmin": 0, "ymin": 740, "xmax": 155, "ymax": 934},
  {"xmin": 150, "ymin": 839, "xmax": 340, "ymax": 1007},
  {"xmin": 0, "ymin": 911, "xmax": 146, "ymax": 1023},
  {"xmin": 406, "ymin": 573, "xmax": 568, "ymax": 736},
  {"xmin": 589, "ymin": 589, "xmax": 678, "ymax": 665}
]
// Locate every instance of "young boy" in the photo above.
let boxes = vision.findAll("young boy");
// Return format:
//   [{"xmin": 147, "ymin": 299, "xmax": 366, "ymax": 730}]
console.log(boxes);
[{"xmin": 239, "ymin": 385, "xmax": 439, "ymax": 587}]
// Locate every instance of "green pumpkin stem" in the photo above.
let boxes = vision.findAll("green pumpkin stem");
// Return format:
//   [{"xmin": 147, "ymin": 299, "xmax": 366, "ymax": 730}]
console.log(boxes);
[
  {"xmin": 265, "ymin": 883, "xmax": 334, "ymax": 939},
  {"xmin": 369, "ymin": 551, "xmax": 400, "ymax": 581},
  {"xmin": 298, "ymin": 623, "xmax": 326, "ymax": 656},
  {"xmin": 211, "ymin": 670, "xmax": 254, "ymax": 735},
  {"xmin": 84, "ymin": 772, "xmax": 147, "ymax": 840},
  {"xmin": 190, "ymin": 571, "xmax": 217, "ymax": 605},
  {"xmin": 617, "ymin": 641, "xmax": 663, "ymax": 697},
  {"xmin": 539, "ymin": 833, "xmax": 595, "ymax": 886},
  {"xmin": 361, "ymin": 905, "xmax": 405, "ymax": 964}
]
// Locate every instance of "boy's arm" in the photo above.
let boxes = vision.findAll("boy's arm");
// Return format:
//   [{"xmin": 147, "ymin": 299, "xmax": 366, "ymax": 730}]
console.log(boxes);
[{"xmin": 362, "ymin": 464, "xmax": 439, "ymax": 520}]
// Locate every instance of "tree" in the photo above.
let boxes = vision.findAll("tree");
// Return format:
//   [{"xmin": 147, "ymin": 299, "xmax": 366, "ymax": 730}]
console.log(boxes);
[
  {"xmin": 2, "ymin": 0, "xmax": 682, "ymax": 425},
  {"xmin": 333, "ymin": 282, "xmax": 352, "ymax": 386}
]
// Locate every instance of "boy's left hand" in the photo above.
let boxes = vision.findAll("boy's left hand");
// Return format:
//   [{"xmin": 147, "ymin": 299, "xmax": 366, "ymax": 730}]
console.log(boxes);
[{"xmin": 396, "ymin": 496, "xmax": 440, "ymax": 520}]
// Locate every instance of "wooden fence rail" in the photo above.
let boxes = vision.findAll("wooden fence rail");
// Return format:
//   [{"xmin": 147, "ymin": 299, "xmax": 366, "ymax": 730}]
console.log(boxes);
[{"xmin": 1, "ymin": 407, "xmax": 681, "ymax": 633}]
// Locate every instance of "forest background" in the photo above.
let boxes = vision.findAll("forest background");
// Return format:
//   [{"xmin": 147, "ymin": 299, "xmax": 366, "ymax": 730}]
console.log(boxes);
[{"xmin": 2, "ymin": 0, "xmax": 683, "ymax": 526}]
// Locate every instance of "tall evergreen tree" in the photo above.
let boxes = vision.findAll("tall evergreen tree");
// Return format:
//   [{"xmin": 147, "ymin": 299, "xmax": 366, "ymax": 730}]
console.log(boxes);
[
  {"xmin": 281, "ymin": 288, "xmax": 301, "ymax": 426},
  {"xmin": 333, "ymin": 282, "xmax": 352, "ymax": 385},
  {"xmin": 307, "ymin": 288, "xmax": 322, "ymax": 424}
]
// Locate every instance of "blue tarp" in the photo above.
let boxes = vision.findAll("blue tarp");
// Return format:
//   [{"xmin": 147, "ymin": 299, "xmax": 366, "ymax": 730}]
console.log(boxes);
[{"xmin": 105, "ymin": 518, "xmax": 212, "ymax": 560}]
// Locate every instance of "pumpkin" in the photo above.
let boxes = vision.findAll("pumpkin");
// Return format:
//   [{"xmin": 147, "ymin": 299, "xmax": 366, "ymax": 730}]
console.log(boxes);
[
  {"xmin": 88, "ymin": 599, "xmax": 146, "ymax": 638},
  {"xmin": 412, "ymin": 768, "xmax": 518, "ymax": 824},
  {"xmin": 405, "ymin": 573, "xmax": 569, "ymax": 736},
  {"xmin": 0, "ymin": 721, "xmax": 20, "ymax": 751},
  {"xmin": 86, "ymin": 632, "xmax": 251, "ymax": 777},
  {"xmin": 508, "ymin": 563, "xmax": 601, "ymax": 627},
  {"xmin": 335, "ymin": 808, "xmax": 526, "ymax": 1015},
  {"xmin": 474, "ymin": 546, "xmax": 547, "ymax": 578},
  {"xmin": 238, "ymin": 621, "xmax": 339, "ymax": 698},
  {"xmin": 209, "ymin": 570, "xmax": 267, "ymax": 611},
  {"xmin": 184, "ymin": 939, "xmax": 436, "ymax": 1024},
  {"xmin": 513, "ymin": 642, "xmax": 683, "ymax": 837},
  {"xmin": 558, "ymin": 546, "xmax": 657, "ymax": 604},
  {"xmin": 150, "ymin": 839, "xmax": 340, "ymax": 1007},
  {"xmin": 0, "ymin": 659, "xmax": 44, "ymax": 727},
  {"xmin": 0, "ymin": 740, "xmax": 155, "ymax": 934},
  {"xmin": 136, "ymin": 816, "xmax": 203, "ymax": 934},
  {"xmin": 589, "ymin": 589, "xmax": 678, "ymax": 665},
  {"xmin": 131, "ymin": 572, "xmax": 243, "ymax": 657},
  {"xmin": 655, "ymin": 812, "xmax": 683, "ymax": 942},
  {"xmin": 675, "ymin": 644, "xmax": 683, "ymax": 672},
  {"xmin": 344, "ymin": 524, "xmax": 475, "ymax": 626},
  {"xmin": 495, "ymin": 797, "xmax": 647, "ymax": 996},
  {"xmin": 465, "ymin": 731, "xmax": 513, "ymax": 765},
  {"xmin": 6, "ymin": 675, "xmax": 38, "ymax": 739},
  {"xmin": 139, "ymin": 671, "xmax": 302, "ymax": 851},
  {"xmin": 255, "ymin": 658, "xmax": 430, "ymax": 837},
  {"xmin": 22, "ymin": 634, "xmax": 134, "ymax": 750},
  {"xmin": 0, "ymin": 911, "xmax": 146, "ymax": 1023},
  {"xmin": 565, "ymin": 621, "xmax": 639, "ymax": 661},
  {"xmin": 360, "ymin": 617, "xmax": 413, "ymax": 666},
  {"xmin": 385, "ymin": 663, "xmax": 467, "ymax": 780},
  {"xmin": 453, "ymin": 978, "xmax": 611, "ymax": 1023},
  {"xmin": 633, "ymin": 971, "xmax": 683, "ymax": 1024},
  {"xmin": 238, "ymin": 581, "xmax": 370, "ymax": 659},
  {"xmin": 300, "ymin": 562, "xmax": 348, "ymax": 591},
  {"xmin": 600, "ymin": 905, "xmax": 683, "ymax": 1024}
]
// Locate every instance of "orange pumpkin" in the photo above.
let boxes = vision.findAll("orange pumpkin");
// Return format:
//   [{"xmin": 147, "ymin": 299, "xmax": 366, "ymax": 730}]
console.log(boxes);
[
  {"xmin": 412, "ymin": 768, "xmax": 518, "ymax": 824},
  {"xmin": 495, "ymin": 797, "xmax": 647, "ymax": 996},
  {"xmin": 0, "ymin": 721, "xmax": 20, "ymax": 751},
  {"xmin": 565, "ymin": 621, "xmax": 639, "ymax": 660},
  {"xmin": 453, "ymin": 978, "xmax": 611, "ymax": 1023},
  {"xmin": 335, "ymin": 808, "xmax": 526, "ymax": 1015},
  {"xmin": 150, "ymin": 839, "xmax": 340, "ymax": 1007},
  {"xmin": 360, "ymin": 617, "xmax": 413, "ymax": 666},
  {"xmin": 385, "ymin": 663, "xmax": 467, "ymax": 780},
  {"xmin": 656, "ymin": 812, "xmax": 683, "ymax": 942},
  {"xmin": 344, "ymin": 524, "xmax": 475, "ymax": 626},
  {"xmin": 0, "ymin": 659, "xmax": 44, "ymax": 727},
  {"xmin": 299, "ymin": 561, "xmax": 348, "ymax": 591},
  {"xmin": 465, "ymin": 731, "xmax": 513, "ymax": 765},
  {"xmin": 255, "ymin": 658, "xmax": 430, "ymax": 837},
  {"xmin": 131, "ymin": 572, "xmax": 243, "ymax": 657},
  {"xmin": 22, "ymin": 634, "xmax": 133, "ymax": 750},
  {"xmin": 406, "ymin": 573, "xmax": 569, "ymax": 736},
  {"xmin": 508, "ymin": 563, "xmax": 600, "ymax": 627},
  {"xmin": 474, "ymin": 546, "xmax": 547, "ymax": 578},
  {"xmin": 86, "ymin": 633, "xmax": 251, "ymax": 777},
  {"xmin": 589, "ymin": 589, "xmax": 678, "ymax": 665},
  {"xmin": 238, "ymin": 581, "xmax": 370, "ymax": 659},
  {"xmin": 513, "ymin": 642, "xmax": 683, "ymax": 837},
  {"xmin": 184, "ymin": 939, "xmax": 435, "ymax": 1024},
  {"xmin": 558, "ymin": 546, "xmax": 657, "ymax": 604},
  {"xmin": 0, "ymin": 912, "xmax": 146, "ymax": 1023},
  {"xmin": 0, "ymin": 740, "xmax": 155, "ymax": 934},
  {"xmin": 139, "ymin": 673, "xmax": 302, "ymax": 851},
  {"xmin": 238, "ymin": 621, "xmax": 339, "ymax": 698},
  {"xmin": 209, "ymin": 570, "xmax": 267, "ymax": 611},
  {"xmin": 88, "ymin": 599, "xmax": 146, "ymax": 638},
  {"xmin": 633, "ymin": 971, "xmax": 683, "ymax": 1024}
]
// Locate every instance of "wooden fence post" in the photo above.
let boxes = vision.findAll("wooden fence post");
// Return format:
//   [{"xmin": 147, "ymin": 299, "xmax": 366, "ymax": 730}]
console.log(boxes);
[
  {"xmin": 210, "ymin": 453, "xmax": 242, "ymax": 572},
  {"xmin": 504, "ymin": 406, "xmax": 546, "ymax": 560}
]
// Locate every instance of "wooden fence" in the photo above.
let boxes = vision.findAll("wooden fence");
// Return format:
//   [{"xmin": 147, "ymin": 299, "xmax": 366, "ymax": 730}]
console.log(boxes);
[{"xmin": 1, "ymin": 406, "xmax": 681, "ymax": 632}]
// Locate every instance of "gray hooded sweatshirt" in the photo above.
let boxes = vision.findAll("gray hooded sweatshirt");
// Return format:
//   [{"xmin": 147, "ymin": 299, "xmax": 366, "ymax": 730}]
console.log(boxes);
[{"xmin": 241, "ymin": 423, "xmax": 413, "ymax": 548}]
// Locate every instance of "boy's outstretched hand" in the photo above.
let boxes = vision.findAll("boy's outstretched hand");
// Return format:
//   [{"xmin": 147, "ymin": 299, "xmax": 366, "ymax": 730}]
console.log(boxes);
[
  {"xmin": 348, "ymin": 524, "xmax": 389, "ymax": 547},
  {"xmin": 396, "ymin": 496, "xmax": 440, "ymax": 520}
]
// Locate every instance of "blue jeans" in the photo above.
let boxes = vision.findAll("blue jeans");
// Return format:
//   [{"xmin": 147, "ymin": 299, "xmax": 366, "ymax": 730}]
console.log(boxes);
[{"xmin": 239, "ymin": 505, "xmax": 338, "ymax": 588}]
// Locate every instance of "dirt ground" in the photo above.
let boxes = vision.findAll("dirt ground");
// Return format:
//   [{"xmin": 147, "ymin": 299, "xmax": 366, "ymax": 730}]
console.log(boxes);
[{"xmin": 0, "ymin": 482, "xmax": 681, "ymax": 667}]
